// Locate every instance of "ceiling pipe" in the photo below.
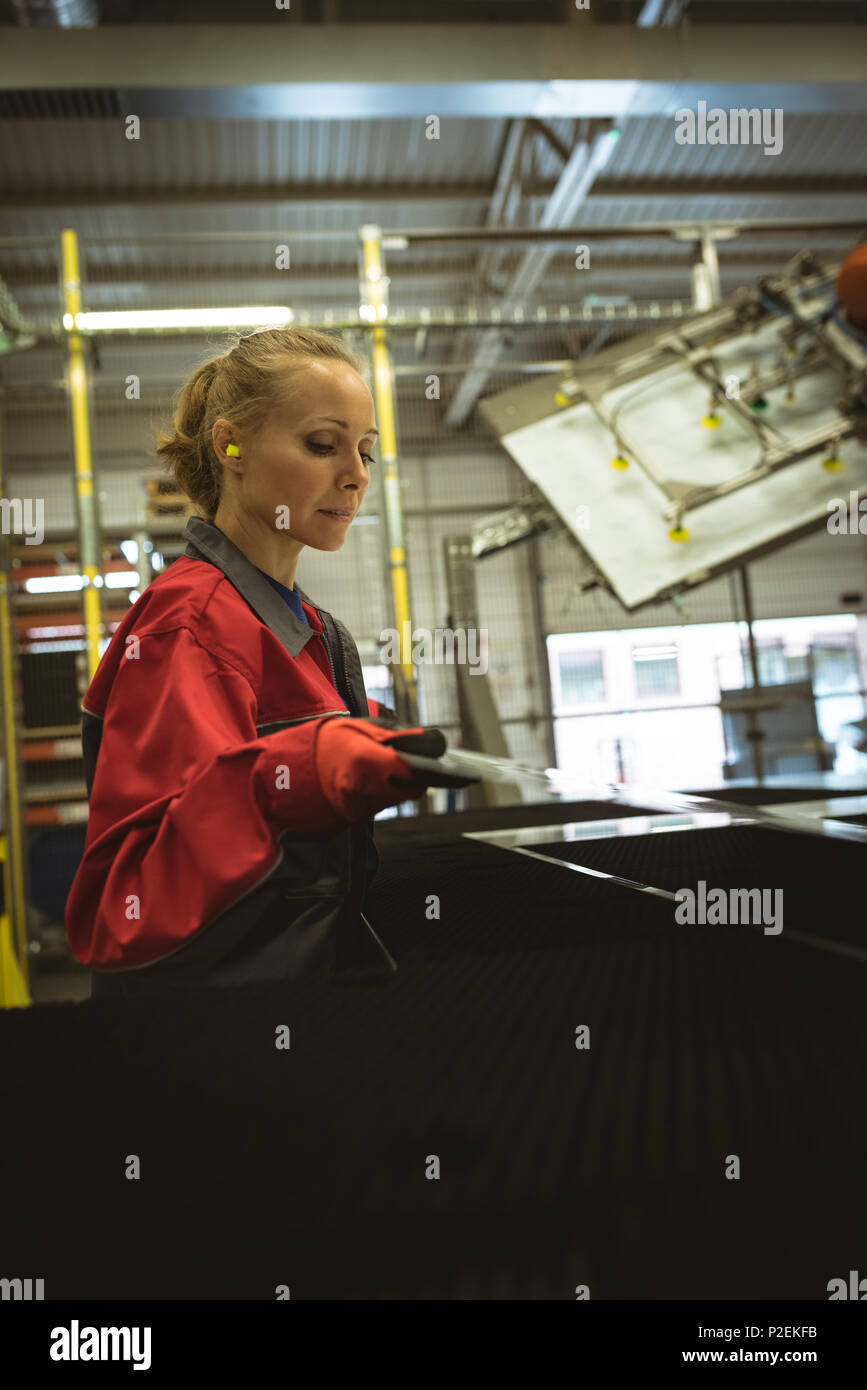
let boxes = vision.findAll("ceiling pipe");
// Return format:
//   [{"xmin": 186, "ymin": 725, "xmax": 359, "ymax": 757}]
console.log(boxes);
[{"xmin": 10, "ymin": 0, "xmax": 99, "ymax": 27}]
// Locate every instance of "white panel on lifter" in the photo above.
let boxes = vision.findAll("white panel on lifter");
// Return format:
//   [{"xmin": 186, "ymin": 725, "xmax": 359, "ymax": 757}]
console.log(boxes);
[{"xmin": 497, "ymin": 316, "xmax": 867, "ymax": 610}]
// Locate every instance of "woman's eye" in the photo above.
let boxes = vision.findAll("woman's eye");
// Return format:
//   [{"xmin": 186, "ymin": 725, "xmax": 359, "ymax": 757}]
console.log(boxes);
[{"xmin": 307, "ymin": 441, "xmax": 375, "ymax": 466}]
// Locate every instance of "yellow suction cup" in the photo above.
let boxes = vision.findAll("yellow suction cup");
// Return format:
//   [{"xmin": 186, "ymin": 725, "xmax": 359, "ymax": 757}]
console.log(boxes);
[
  {"xmin": 610, "ymin": 454, "xmax": 630, "ymax": 470},
  {"xmin": 822, "ymin": 456, "xmax": 844, "ymax": 472},
  {"xmin": 668, "ymin": 525, "xmax": 690, "ymax": 542},
  {"xmin": 701, "ymin": 412, "xmax": 721, "ymax": 429},
  {"xmin": 554, "ymin": 390, "xmax": 573, "ymax": 408}
]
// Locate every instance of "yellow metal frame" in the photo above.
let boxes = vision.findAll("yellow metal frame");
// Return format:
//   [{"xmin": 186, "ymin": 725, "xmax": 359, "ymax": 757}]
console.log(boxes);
[
  {"xmin": 61, "ymin": 228, "xmax": 103, "ymax": 681},
  {"xmin": 0, "ymin": 379, "xmax": 32, "ymax": 1004},
  {"xmin": 0, "ymin": 228, "xmax": 104, "ymax": 1006},
  {"xmin": 360, "ymin": 227, "xmax": 419, "ymax": 725}
]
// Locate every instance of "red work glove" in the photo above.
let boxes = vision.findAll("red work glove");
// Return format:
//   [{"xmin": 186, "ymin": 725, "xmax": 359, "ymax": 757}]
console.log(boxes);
[{"xmin": 313, "ymin": 716, "xmax": 465, "ymax": 823}]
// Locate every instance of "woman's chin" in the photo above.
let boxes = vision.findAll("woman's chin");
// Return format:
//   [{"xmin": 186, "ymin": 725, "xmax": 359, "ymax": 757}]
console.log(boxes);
[{"xmin": 302, "ymin": 532, "xmax": 346, "ymax": 552}]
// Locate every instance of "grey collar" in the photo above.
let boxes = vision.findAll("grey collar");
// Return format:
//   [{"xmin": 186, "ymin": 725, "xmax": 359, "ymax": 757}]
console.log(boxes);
[{"xmin": 182, "ymin": 516, "xmax": 316, "ymax": 659}]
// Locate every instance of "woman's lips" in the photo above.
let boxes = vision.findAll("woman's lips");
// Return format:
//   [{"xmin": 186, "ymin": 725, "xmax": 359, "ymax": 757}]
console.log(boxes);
[{"xmin": 318, "ymin": 509, "xmax": 353, "ymax": 521}]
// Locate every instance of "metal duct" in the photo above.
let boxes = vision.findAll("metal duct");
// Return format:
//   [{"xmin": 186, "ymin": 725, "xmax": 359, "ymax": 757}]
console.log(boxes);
[{"xmin": 10, "ymin": 0, "xmax": 99, "ymax": 28}]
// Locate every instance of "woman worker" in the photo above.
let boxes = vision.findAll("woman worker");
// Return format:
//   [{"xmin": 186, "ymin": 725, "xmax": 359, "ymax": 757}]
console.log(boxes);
[{"xmin": 65, "ymin": 327, "xmax": 465, "ymax": 997}]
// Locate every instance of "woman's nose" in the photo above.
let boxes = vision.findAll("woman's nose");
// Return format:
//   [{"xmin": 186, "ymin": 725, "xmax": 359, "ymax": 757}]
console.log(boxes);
[{"xmin": 342, "ymin": 453, "xmax": 370, "ymax": 484}]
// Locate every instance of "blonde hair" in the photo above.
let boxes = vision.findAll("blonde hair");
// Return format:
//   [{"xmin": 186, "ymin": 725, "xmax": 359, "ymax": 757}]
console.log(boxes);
[{"xmin": 153, "ymin": 327, "xmax": 366, "ymax": 521}]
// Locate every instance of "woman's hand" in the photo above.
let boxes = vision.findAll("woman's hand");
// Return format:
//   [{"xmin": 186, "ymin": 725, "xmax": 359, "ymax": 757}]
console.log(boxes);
[{"xmin": 313, "ymin": 716, "xmax": 468, "ymax": 822}]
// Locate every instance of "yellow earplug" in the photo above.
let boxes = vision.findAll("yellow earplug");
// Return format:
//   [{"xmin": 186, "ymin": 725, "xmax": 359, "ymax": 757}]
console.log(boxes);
[
  {"xmin": 668, "ymin": 526, "xmax": 690, "ymax": 542},
  {"xmin": 226, "ymin": 443, "xmax": 240, "ymax": 457},
  {"xmin": 822, "ymin": 455, "xmax": 844, "ymax": 472},
  {"xmin": 610, "ymin": 454, "xmax": 630, "ymax": 470}
]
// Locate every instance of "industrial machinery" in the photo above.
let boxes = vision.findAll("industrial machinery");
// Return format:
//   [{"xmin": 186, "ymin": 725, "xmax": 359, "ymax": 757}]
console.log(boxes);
[{"xmin": 476, "ymin": 249, "xmax": 867, "ymax": 612}]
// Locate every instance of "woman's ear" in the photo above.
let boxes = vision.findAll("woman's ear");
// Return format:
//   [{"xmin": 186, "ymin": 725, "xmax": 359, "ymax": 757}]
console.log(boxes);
[{"xmin": 213, "ymin": 419, "xmax": 241, "ymax": 463}]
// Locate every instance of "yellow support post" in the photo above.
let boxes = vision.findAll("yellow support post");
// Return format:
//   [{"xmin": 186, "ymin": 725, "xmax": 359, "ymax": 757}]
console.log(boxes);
[
  {"xmin": 61, "ymin": 227, "xmax": 104, "ymax": 681},
  {"xmin": 359, "ymin": 224, "xmax": 419, "ymax": 726},
  {"xmin": 0, "ymin": 400, "xmax": 32, "ymax": 1004}
]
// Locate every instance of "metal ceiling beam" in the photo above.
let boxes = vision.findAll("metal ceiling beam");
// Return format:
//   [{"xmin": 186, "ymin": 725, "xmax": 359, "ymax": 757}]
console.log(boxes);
[
  {"xmin": 8, "ymin": 254, "xmax": 834, "ymax": 295},
  {"xmin": 1, "ymin": 219, "xmax": 862, "ymax": 253},
  {"xmin": 0, "ymin": 25, "xmax": 865, "ymax": 114},
  {"xmin": 444, "ymin": 122, "xmax": 623, "ymax": 427},
  {"xmin": 2, "ymin": 181, "xmax": 864, "ymax": 216},
  {"xmin": 636, "ymin": 0, "xmax": 689, "ymax": 25},
  {"xmin": 380, "ymin": 219, "xmax": 867, "ymax": 244},
  {"xmin": 550, "ymin": 194, "xmax": 867, "ymax": 220},
  {"xmin": 590, "ymin": 177, "xmax": 867, "ymax": 198},
  {"xmin": 441, "ymin": 119, "xmax": 528, "ymax": 392},
  {"xmin": 0, "ymin": 182, "xmax": 498, "ymax": 211}
]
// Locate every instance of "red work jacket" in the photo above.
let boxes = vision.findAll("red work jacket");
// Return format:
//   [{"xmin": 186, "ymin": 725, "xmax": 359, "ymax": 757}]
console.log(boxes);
[{"xmin": 65, "ymin": 516, "xmax": 396, "ymax": 995}]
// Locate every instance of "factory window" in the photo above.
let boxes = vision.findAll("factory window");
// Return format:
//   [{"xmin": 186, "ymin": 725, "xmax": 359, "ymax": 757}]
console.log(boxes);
[
  {"xmin": 741, "ymin": 639, "xmax": 784, "ymax": 685},
  {"xmin": 549, "ymin": 614, "xmax": 867, "ymax": 788},
  {"xmin": 812, "ymin": 642, "xmax": 860, "ymax": 694},
  {"xmin": 632, "ymin": 644, "xmax": 679, "ymax": 698},
  {"xmin": 783, "ymin": 650, "xmax": 811, "ymax": 683},
  {"xmin": 737, "ymin": 639, "xmax": 809, "ymax": 687},
  {"xmin": 558, "ymin": 650, "xmax": 605, "ymax": 704}
]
